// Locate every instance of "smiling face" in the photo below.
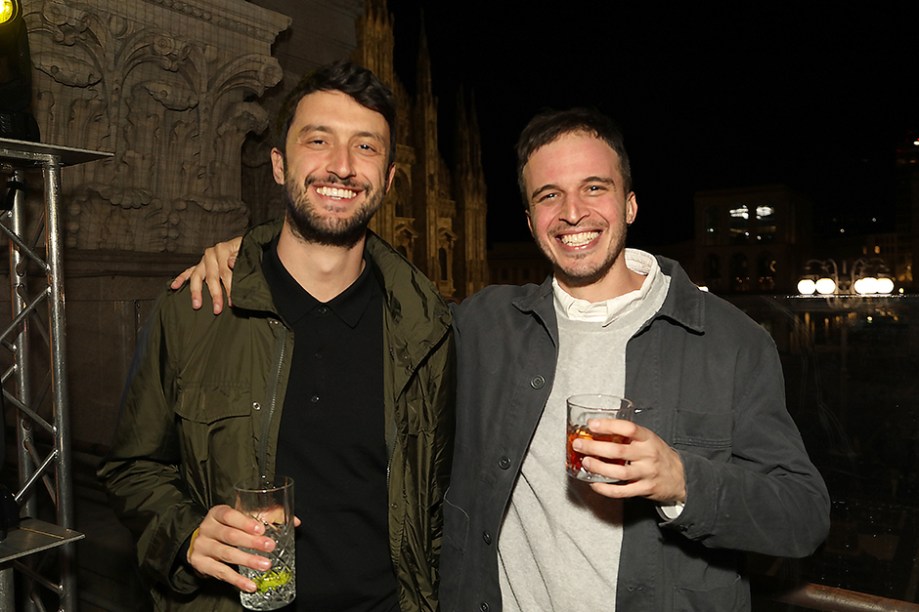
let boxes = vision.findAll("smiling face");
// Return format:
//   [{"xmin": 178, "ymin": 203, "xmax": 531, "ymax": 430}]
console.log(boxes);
[
  {"xmin": 523, "ymin": 130, "xmax": 639, "ymax": 301},
  {"xmin": 271, "ymin": 89, "xmax": 394, "ymax": 248}
]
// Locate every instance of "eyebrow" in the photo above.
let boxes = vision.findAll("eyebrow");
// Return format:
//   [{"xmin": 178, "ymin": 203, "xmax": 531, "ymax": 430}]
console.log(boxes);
[
  {"xmin": 529, "ymin": 183, "xmax": 561, "ymax": 201},
  {"xmin": 296, "ymin": 124, "xmax": 387, "ymax": 145},
  {"xmin": 529, "ymin": 176, "xmax": 616, "ymax": 201},
  {"xmin": 582, "ymin": 176, "xmax": 616, "ymax": 187}
]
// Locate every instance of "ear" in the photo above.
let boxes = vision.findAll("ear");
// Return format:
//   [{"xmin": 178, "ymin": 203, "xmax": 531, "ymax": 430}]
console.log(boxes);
[
  {"xmin": 384, "ymin": 163, "xmax": 396, "ymax": 194},
  {"xmin": 525, "ymin": 208, "xmax": 534, "ymax": 236},
  {"xmin": 270, "ymin": 148, "xmax": 285, "ymax": 186},
  {"xmin": 626, "ymin": 192, "xmax": 638, "ymax": 225}
]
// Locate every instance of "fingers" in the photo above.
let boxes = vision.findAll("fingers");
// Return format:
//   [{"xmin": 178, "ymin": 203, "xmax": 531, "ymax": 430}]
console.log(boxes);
[
  {"xmin": 169, "ymin": 236, "xmax": 242, "ymax": 315},
  {"xmin": 169, "ymin": 257, "xmax": 210, "ymax": 312},
  {"xmin": 576, "ymin": 425, "xmax": 686, "ymax": 503},
  {"xmin": 188, "ymin": 505, "xmax": 278, "ymax": 593},
  {"xmin": 586, "ymin": 417, "xmax": 640, "ymax": 438},
  {"xmin": 215, "ymin": 238, "xmax": 242, "ymax": 314},
  {"xmin": 170, "ymin": 265, "xmax": 197, "ymax": 292},
  {"xmin": 200, "ymin": 247, "xmax": 226, "ymax": 314}
]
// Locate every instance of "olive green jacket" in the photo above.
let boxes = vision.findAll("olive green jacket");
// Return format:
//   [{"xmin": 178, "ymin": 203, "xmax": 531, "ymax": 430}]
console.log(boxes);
[{"xmin": 99, "ymin": 220, "xmax": 455, "ymax": 611}]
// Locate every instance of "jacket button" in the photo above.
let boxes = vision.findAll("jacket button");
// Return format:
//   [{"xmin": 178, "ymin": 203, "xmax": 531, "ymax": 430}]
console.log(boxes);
[
  {"xmin": 252, "ymin": 402, "xmax": 261, "ymax": 411},
  {"xmin": 479, "ymin": 603, "xmax": 489, "ymax": 612},
  {"xmin": 482, "ymin": 531, "xmax": 492, "ymax": 544},
  {"xmin": 498, "ymin": 456, "xmax": 511, "ymax": 470},
  {"xmin": 530, "ymin": 375, "xmax": 546, "ymax": 389}
]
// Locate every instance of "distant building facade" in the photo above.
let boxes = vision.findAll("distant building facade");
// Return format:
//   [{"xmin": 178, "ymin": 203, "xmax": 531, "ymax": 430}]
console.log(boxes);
[
  {"xmin": 693, "ymin": 184, "xmax": 813, "ymax": 294},
  {"xmin": 356, "ymin": 1, "xmax": 488, "ymax": 301}
]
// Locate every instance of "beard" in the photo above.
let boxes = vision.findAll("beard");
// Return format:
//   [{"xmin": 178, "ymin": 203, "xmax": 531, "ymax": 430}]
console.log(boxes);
[
  {"xmin": 536, "ymin": 222, "xmax": 628, "ymax": 290},
  {"xmin": 284, "ymin": 172, "xmax": 383, "ymax": 249}
]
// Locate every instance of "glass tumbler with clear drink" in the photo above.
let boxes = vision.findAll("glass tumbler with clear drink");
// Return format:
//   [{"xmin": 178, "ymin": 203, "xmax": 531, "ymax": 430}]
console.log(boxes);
[{"xmin": 234, "ymin": 476, "xmax": 296, "ymax": 610}]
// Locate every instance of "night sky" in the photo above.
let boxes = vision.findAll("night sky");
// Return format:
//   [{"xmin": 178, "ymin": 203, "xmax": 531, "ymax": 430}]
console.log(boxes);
[{"xmin": 387, "ymin": 2, "xmax": 919, "ymax": 248}]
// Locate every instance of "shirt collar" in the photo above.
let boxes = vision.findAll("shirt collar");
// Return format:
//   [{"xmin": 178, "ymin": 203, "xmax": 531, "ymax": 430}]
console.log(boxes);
[
  {"xmin": 262, "ymin": 240, "xmax": 376, "ymax": 329},
  {"xmin": 552, "ymin": 248, "xmax": 661, "ymax": 325}
]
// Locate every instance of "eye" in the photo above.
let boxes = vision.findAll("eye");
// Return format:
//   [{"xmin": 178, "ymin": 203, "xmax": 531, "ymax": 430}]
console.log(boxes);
[
  {"xmin": 356, "ymin": 142, "xmax": 381, "ymax": 155},
  {"xmin": 535, "ymin": 192, "xmax": 558, "ymax": 204}
]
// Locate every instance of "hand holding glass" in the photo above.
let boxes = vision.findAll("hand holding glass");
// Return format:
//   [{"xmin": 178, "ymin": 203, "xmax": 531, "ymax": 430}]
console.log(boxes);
[
  {"xmin": 566, "ymin": 394, "xmax": 635, "ymax": 483},
  {"xmin": 234, "ymin": 476, "xmax": 296, "ymax": 610}
]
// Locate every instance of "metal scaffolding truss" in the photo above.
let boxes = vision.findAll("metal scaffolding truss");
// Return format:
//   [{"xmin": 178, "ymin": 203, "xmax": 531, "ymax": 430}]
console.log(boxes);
[{"xmin": 0, "ymin": 138, "xmax": 110, "ymax": 611}]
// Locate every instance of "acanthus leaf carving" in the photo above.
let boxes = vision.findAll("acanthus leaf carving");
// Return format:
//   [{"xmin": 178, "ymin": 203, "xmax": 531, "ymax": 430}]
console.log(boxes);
[
  {"xmin": 137, "ymin": 80, "xmax": 198, "ymax": 111},
  {"xmin": 32, "ymin": 51, "xmax": 102, "ymax": 87},
  {"xmin": 150, "ymin": 34, "xmax": 192, "ymax": 71},
  {"xmin": 40, "ymin": 0, "xmax": 92, "ymax": 45}
]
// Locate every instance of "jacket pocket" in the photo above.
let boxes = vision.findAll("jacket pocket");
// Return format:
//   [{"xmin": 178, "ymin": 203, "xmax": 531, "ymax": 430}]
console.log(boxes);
[
  {"xmin": 670, "ymin": 409, "xmax": 733, "ymax": 460},
  {"xmin": 175, "ymin": 384, "xmax": 252, "ymax": 434},
  {"xmin": 174, "ymin": 384, "xmax": 255, "ymax": 505}
]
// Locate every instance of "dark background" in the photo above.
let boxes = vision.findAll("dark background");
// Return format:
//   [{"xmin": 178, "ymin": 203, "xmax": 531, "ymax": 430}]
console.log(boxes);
[{"xmin": 388, "ymin": 1, "xmax": 919, "ymax": 248}]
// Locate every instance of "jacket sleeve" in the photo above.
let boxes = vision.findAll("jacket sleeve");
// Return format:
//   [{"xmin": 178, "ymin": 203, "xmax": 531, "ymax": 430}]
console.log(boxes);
[
  {"xmin": 663, "ymin": 329, "xmax": 831, "ymax": 558},
  {"xmin": 431, "ymin": 328, "xmax": 457, "ymax": 561},
  {"xmin": 97, "ymin": 292, "xmax": 206, "ymax": 594}
]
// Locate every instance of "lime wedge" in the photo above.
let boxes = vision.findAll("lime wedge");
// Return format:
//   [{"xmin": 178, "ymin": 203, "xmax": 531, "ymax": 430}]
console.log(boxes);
[{"xmin": 254, "ymin": 568, "xmax": 292, "ymax": 593}]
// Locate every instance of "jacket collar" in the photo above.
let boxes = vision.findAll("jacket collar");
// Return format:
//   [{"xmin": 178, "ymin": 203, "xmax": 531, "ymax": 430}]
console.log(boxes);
[
  {"xmin": 511, "ymin": 255, "xmax": 705, "ymax": 338},
  {"xmin": 653, "ymin": 256, "xmax": 705, "ymax": 334},
  {"xmin": 364, "ymin": 229, "xmax": 453, "ymax": 363},
  {"xmin": 230, "ymin": 218, "xmax": 452, "ymax": 354},
  {"xmin": 511, "ymin": 276, "xmax": 560, "ymax": 348}
]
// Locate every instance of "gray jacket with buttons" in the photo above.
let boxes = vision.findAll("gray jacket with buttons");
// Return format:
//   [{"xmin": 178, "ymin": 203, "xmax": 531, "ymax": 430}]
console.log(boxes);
[
  {"xmin": 99, "ymin": 219, "xmax": 455, "ymax": 611},
  {"xmin": 440, "ymin": 257, "xmax": 829, "ymax": 611}
]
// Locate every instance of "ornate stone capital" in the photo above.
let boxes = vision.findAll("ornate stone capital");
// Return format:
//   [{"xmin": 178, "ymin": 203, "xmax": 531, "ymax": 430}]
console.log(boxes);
[{"xmin": 23, "ymin": 0, "xmax": 290, "ymax": 252}]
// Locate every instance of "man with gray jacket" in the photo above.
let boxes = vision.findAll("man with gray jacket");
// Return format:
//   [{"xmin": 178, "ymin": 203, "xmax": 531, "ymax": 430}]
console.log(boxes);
[{"xmin": 439, "ymin": 108, "xmax": 828, "ymax": 611}]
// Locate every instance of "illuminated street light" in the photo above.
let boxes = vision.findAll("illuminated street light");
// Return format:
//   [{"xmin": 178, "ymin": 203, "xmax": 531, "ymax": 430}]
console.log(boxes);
[
  {"xmin": 876, "ymin": 277, "xmax": 894, "ymax": 294},
  {"xmin": 798, "ymin": 257, "xmax": 895, "ymax": 299},
  {"xmin": 815, "ymin": 277, "xmax": 837, "ymax": 295},
  {"xmin": 797, "ymin": 278, "xmax": 817, "ymax": 295}
]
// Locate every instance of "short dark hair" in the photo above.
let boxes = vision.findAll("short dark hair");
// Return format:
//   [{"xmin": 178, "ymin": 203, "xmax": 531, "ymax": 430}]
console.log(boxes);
[
  {"xmin": 515, "ymin": 107, "xmax": 632, "ymax": 204},
  {"xmin": 275, "ymin": 60, "xmax": 397, "ymax": 168}
]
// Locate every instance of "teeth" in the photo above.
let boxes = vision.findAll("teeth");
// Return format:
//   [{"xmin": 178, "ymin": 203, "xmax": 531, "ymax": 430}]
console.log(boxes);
[
  {"xmin": 316, "ymin": 186, "xmax": 356, "ymax": 199},
  {"xmin": 560, "ymin": 231, "xmax": 599, "ymax": 247}
]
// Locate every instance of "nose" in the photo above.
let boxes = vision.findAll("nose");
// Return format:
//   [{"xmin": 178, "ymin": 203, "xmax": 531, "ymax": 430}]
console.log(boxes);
[
  {"xmin": 326, "ymin": 144, "xmax": 356, "ymax": 180},
  {"xmin": 559, "ymin": 193, "xmax": 588, "ymax": 225}
]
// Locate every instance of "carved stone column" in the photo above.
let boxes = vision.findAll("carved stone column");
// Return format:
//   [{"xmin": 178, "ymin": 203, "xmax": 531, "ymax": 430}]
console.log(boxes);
[{"xmin": 23, "ymin": 0, "xmax": 290, "ymax": 253}]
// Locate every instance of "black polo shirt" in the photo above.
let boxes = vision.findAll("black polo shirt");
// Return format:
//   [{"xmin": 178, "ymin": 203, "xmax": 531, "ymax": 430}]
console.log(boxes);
[{"xmin": 263, "ymin": 242, "xmax": 398, "ymax": 612}]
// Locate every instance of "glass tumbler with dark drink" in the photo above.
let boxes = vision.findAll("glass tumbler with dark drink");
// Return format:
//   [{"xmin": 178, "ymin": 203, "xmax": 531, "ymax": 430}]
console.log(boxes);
[{"xmin": 566, "ymin": 394, "xmax": 635, "ymax": 483}]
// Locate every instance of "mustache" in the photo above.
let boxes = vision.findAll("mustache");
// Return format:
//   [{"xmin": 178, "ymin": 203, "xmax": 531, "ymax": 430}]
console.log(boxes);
[{"xmin": 304, "ymin": 174, "xmax": 358, "ymax": 189}]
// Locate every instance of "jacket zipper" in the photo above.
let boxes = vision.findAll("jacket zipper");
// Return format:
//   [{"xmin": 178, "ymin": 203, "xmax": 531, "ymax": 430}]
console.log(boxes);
[{"xmin": 259, "ymin": 319, "xmax": 288, "ymax": 479}]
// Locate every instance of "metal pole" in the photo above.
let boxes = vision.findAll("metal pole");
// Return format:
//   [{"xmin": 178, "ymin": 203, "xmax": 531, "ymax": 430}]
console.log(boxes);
[
  {"xmin": 43, "ymin": 158, "xmax": 77, "ymax": 612},
  {"xmin": 10, "ymin": 169, "xmax": 34, "ymax": 518},
  {"xmin": 0, "ymin": 564, "xmax": 13, "ymax": 611},
  {"xmin": 9, "ymin": 169, "xmax": 32, "ymax": 612}
]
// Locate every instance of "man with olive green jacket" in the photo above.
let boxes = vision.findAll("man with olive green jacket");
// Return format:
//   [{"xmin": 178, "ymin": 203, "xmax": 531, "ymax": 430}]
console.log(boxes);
[{"xmin": 99, "ymin": 219, "xmax": 454, "ymax": 611}]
